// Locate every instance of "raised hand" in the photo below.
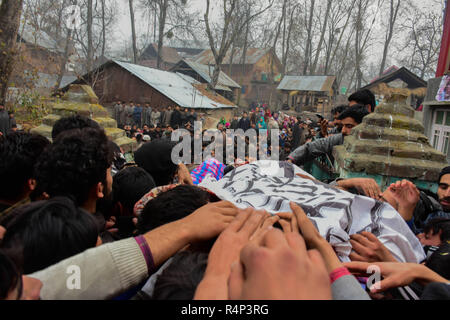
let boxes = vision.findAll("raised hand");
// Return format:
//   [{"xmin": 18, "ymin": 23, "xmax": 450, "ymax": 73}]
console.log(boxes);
[
  {"xmin": 320, "ymin": 119, "xmax": 329, "ymax": 138},
  {"xmin": 387, "ymin": 180, "xmax": 420, "ymax": 220}
]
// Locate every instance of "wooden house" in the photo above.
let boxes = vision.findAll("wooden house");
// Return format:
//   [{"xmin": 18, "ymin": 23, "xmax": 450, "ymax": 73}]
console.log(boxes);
[
  {"xmin": 191, "ymin": 48, "xmax": 283, "ymax": 107},
  {"xmin": 277, "ymin": 75, "xmax": 338, "ymax": 115},
  {"xmin": 61, "ymin": 60, "xmax": 237, "ymax": 128},
  {"xmin": 170, "ymin": 59, "xmax": 241, "ymax": 102},
  {"xmin": 361, "ymin": 66, "xmax": 428, "ymax": 109}
]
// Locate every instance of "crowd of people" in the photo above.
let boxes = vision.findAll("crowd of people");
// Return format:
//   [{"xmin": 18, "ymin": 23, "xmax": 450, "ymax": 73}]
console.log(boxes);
[
  {"xmin": 115, "ymin": 98, "xmax": 357, "ymax": 163},
  {"xmin": 0, "ymin": 88, "xmax": 449, "ymax": 301}
]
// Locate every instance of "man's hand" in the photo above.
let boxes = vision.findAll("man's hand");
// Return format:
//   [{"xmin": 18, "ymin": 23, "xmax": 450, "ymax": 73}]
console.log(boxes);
[
  {"xmin": 344, "ymin": 261, "xmax": 450, "ymax": 294},
  {"xmin": 194, "ymin": 209, "xmax": 273, "ymax": 300},
  {"xmin": 182, "ymin": 201, "xmax": 240, "ymax": 243},
  {"xmin": 319, "ymin": 119, "xmax": 329, "ymax": 138},
  {"xmin": 349, "ymin": 232, "xmax": 397, "ymax": 263},
  {"xmin": 289, "ymin": 202, "xmax": 343, "ymax": 273},
  {"xmin": 338, "ymin": 178, "xmax": 381, "ymax": 200},
  {"xmin": 228, "ymin": 229, "xmax": 332, "ymax": 300},
  {"xmin": 177, "ymin": 163, "xmax": 194, "ymax": 186},
  {"xmin": 387, "ymin": 180, "xmax": 420, "ymax": 221}
]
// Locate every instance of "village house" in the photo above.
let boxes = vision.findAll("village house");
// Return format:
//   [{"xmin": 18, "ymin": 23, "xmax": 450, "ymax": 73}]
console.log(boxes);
[
  {"xmin": 61, "ymin": 60, "xmax": 236, "ymax": 129},
  {"xmin": 361, "ymin": 66, "xmax": 428, "ymax": 110},
  {"xmin": 170, "ymin": 59, "xmax": 241, "ymax": 103},
  {"xmin": 277, "ymin": 75, "xmax": 338, "ymax": 115},
  {"xmin": 191, "ymin": 48, "xmax": 283, "ymax": 108},
  {"xmin": 5, "ymin": 23, "xmax": 76, "ymax": 100},
  {"xmin": 138, "ymin": 43, "xmax": 205, "ymax": 71}
]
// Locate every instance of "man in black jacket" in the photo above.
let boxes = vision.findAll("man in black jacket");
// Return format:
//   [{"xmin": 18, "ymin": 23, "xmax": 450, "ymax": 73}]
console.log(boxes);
[
  {"xmin": 170, "ymin": 106, "xmax": 183, "ymax": 129},
  {"xmin": 238, "ymin": 112, "xmax": 251, "ymax": 131},
  {"xmin": 230, "ymin": 115, "xmax": 239, "ymax": 130}
]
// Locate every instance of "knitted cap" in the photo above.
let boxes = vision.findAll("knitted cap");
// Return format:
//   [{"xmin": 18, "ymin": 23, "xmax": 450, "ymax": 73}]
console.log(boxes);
[{"xmin": 439, "ymin": 166, "xmax": 450, "ymax": 183}]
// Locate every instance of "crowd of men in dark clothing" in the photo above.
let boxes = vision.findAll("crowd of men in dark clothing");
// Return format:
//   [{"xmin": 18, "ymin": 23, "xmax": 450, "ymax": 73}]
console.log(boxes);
[{"xmin": 0, "ymin": 89, "xmax": 449, "ymax": 301}]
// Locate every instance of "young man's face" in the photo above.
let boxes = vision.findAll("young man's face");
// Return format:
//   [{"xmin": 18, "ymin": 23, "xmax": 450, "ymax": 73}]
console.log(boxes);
[
  {"xmin": 341, "ymin": 117, "xmax": 359, "ymax": 136},
  {"xmin": 438, "ymin": 174, "xmax": 450, "ymax": 212}
]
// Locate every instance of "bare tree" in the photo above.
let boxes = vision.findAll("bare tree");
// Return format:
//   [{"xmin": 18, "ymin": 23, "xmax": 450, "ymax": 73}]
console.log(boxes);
[
  {"xmin": 129, "ymin": 0, "xmax": 138, "ymax": 63},
  {"xmin": 397, "ymin": 0, "xmax": 444, "ymax": 80},
  {"xmin": 0, "ymin": 0, "xmax": 24, "ymax": 104},
  {"xmin": 310, "ymin": 0, "xmax": 332, "ymax": 75},
  {"xmin": 302, "ymin": 0, "xmax": 315, "ymax": 75},
  {"xmin": 139, "ymin": 0, "xmax": 198, "ymax": 68},
  {"xmin": 353, "ymin": 0, "xmax": 382, "ymax": 90},
  {"xmin": 324, "ymin": 0, "xmax": 356, "ymax": 75},
  {"xmin": 101, "ymin": 0, "xmax": 106, "ymax": 58},
  {"xmin": 86, "ymin": 0, "xmax": 93, "ymax": 72},
  {"xmin": 203, "ymin": 0, "xmax": 274, "ymax": 89},
  {"xmin": 379, "ymin": 0, "xmax": 401, "ymax": 76}
]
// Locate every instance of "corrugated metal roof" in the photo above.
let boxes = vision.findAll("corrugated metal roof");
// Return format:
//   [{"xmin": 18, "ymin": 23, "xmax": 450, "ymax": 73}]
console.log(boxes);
[
  {"xmin": 182, "ymin": 59, "xmax": 241, "ymax": 90},
  {"xmin": 277, "ymin": 75, "xmax": 336, "ymax": 92},
  {"xmin": 192, "ymin": 48, "xmax": 271, "ymax": 66},
  {"xmin": 113, "ymin": 60, "xmax": 235, "ymax": 109},
  {"xmin": 27, "ymin": 72, "xmax": 77, "ymax": 89},
  {"xmin": 18, "ymin": 23, "xmax": 64, "ymax": 54}
]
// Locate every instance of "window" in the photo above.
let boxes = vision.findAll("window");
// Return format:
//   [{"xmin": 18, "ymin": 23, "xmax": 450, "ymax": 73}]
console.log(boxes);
[{"xmin": 431, "ymin": 109, "xmax": 450, "ymax": 161}]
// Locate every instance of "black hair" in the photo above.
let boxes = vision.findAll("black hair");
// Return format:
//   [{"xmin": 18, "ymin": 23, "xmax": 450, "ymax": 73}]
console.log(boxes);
[
  {"xmin": 337, "ymin": 104, "xmax": 370, "ymax": 124},
  {"xmin": 331, "ymin": 105, "xmax": 348, "ymax": 116},
  {"xmin": 424, "ymin": 218, "xmax": 450, "ymax": 242},
  {"xmin": 137, "ymin": 185, "xmax": 213, "ymax": 234},
  {"xmin": 1, "ymin": 197, "xmax": 99, "ymax": 274},
  {"xmin": 35, "ymin": 128, "xmax": 113, "ymax": 206},
  {"xmin": 348, "ymin": 89, "xmax": 376, "ymax": 111},
  {"xmin": 109, "ymin": 140, "xmax": 126, "ymax": 172},
  {"xmin": 113, "ymin": 167, "xmax": 156, "ymax": 214},
  {"xmin": 152, "ymin": 251, "xmax": 208, "ymax": 300},
  {"xmin": 439, "ymin": 166, "xmax": 450, "ymax": 183},
  {"xmin": 0, "ymin": 250, "xmax": 22, "ymax": 300},
  {"xmin": 425, "ymin": 242, "xmax": 450, "ymax": 280},
  {"xmin": 134, "ymin": 139, "xmax": 178, "ymax": 187},
  {"xmin": 0, "ymin": 132, "xmax": 50, "ymax": 202},
  {"xmin": 52, "ymin": 115, "xmax": 101, "ymax": 140}
]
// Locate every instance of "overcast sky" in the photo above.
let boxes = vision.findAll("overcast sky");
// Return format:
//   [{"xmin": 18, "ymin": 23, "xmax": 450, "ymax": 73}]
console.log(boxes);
[{"xmin": 112, "ymin": 0, "xmax": 445, "ymax": 63}]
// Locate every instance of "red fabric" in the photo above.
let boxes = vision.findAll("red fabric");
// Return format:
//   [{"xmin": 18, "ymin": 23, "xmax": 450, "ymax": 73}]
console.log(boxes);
[
  {"xmin": 329, "ymin": 267, "xmax": 352, "ymax": 284},
  {"xmin": 437, "ymin": 1, "xmax": 450, "ymax": 77}
]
